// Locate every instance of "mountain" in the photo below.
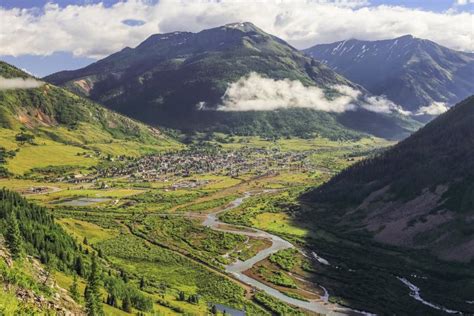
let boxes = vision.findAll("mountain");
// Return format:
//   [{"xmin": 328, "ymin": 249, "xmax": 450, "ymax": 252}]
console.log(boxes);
[
  {"xmin": 45, "ymin": 23, "xmax": 420, "ymax": 140},
  {"xmin": 0, "ymin": 61, "xmax": 178, "ymax": 175},
  {"xmin": 302, "ymin": 95, "xmax": 474, "ymax": 262},
  {"xmin": 304, "ymin": 35, "xmax": 474, "ymax": 116}
]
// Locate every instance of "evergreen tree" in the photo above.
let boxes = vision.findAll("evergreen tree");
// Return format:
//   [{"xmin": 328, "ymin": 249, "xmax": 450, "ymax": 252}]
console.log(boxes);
[
  {"xmin": 121, "ymin": 270, "xmax": 129, "ymax": 283},
  {"xmin": 106, "ymin": 293, "xmax": 117, "ymax": 307},
  {"xmin": 74, "ymin": 256, "xmax": 85, "ymax": 277},
  {"xmin": 85, "ymin": 256, "xmax": 103, "ymax": 316},
  {"xmin": 5, "ymin": 211, "xmax": 23, "ymax": 259},
  {"xmin": 122, "ymin": 294, "xmax": 132, "ymax": 313},
  {"xmin": 188, "ymin": 294, "xmax": 199, "ymax": 304},
  {"xmin": 70, "ymin": 274, "xmax": 80, "ymax": 302}
]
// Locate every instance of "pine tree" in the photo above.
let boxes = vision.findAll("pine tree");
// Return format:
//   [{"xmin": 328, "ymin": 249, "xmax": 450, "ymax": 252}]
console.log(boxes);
[
  {"xmin": 121, "ymin": 271, "xmax": 129, "ymax": 283},
  {"xmin": 70, "ymin": 274, "xmax": 80, "ymax": 302},
  {"xmin": 106, "ymin": 293, "xmax": 117, "ymax": 307},
  {"xmin": 5, "ymin": 211, "xmax": 23, "ymax": 259},
  {"xmin": 74, "ymin": 256, "xmax": 85, "ymax": 277},
  {"xmin": 122, "ymin": 294, "xmax": 132, "ymax": 313},
  {"xmin": 85, "ymin": 256, "xmax": 103, "ymax": 316}
]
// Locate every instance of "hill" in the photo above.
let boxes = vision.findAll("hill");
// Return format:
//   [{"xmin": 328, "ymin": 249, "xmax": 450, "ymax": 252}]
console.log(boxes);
[
  {"xmin": 302, "ymin": 96, "xmax": 474, "ymax": 262},
  {"xmin": 0, "ymin": 61, "xmax": 179, "ymax": 176},
  {"xmin": 45, "ymin": 23, "xmax": 420, "ymax": 140},
  {"xmin": 0, "ymin": 188, "xmax": 167, "ymax": 315},
  {"xmin": 304, "ymin": 35, "xmax": 474, "ymax": 117}
]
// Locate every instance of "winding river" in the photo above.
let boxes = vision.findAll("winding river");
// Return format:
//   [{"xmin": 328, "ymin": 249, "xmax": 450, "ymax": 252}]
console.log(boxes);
[{"xmin": 203, "ymin": 193, "xmax": 353, "ymax": 316}]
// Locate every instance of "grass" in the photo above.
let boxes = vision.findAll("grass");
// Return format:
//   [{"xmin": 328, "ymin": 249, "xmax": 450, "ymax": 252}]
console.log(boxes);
[
  {"xmin": 138, "ymin": 216, "xmax": 247, "ymax": 265},
  {"xmin": 54, "ymin": 270, "xmax": 158, "ymax": 316},
  {"xmin": 41, "ymin": 187, "xmax": 145, "ymax": 202},
  {"xmin": 0, "ymin": 128, "xmax": 20, "ymax": 150},
  {"xmin": 268, "ymin": 249, "xmax": 301, "ymax": 271},
  {"xmin": 0, "ymin": 178, "xmax": 68, "ymax": 190},
  {"xmin": 234, "ymin": 237, "xmax": 272, "ymax": 261},
  {"xmin": 0, "ymin": 289, "xmax": 21, "ymax": 315},
  {"xmin": 58, "ymin": 218, "xmax": 119, "ymax": 245},
  {"xmin": 267, "ymin": 271, "xmax": 298, "ymax": 288},
  {"xmin": 1, "ymin": 134, "xmax": 399, "ymax": 315},
  {"xmin": 95, "ymin": 234, "xmax": 261, "ymax": 314},
  {"xmin": 251, "ymin": 213, "xmax": 308, "ymax": 237},
  {"xmin": 0, "ymin": 120, "xmax": 182, "ymax": 175},
  {"xmin": 6, "ymin": 141, "xmax": 96, "ymax": 175},
  {"xmin": 253, "ymin": 291, "xmax": 305, "ymax": 316},
  {"xmin": 215, "ymin": 135, "xmax": 391, "ymax": 152},
  {"xmin": 175, "ymin": 195, "xmax": 238, "ymax": 213}
]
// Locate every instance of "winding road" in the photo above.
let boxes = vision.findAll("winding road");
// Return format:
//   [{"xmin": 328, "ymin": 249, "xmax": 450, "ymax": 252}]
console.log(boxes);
[{"xmin": 203, "ymin": 193, "xmax": 354, "ymax": 316}]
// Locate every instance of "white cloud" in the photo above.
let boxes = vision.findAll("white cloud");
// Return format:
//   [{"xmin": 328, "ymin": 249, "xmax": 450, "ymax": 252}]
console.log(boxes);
[
  {"xmin": 0, "ymin": 76, "xmax": 44, "ymax": 90},
  {"xmin": 217, "ymin": 72, "xmax": 356, "ymax": 112},
  {"xmin": 455, "ymin": 0, "xmax": 474, "ymax": 5},
  {"xmin": 361, "ymin": 95, "xmax": 411, "ymax": 115},
  {"xmin": 215, "ymin": 72, "xmax": 406, "ymax": 115},
  {"xmin": 20, "ymin": 68, "xmax": 33, "ymax": 75},
  {"xmin": 416, "ymin": 102, "xmax": 449, "ymax": 115},
  {"xmin": 329, "ymin": 84, "xmax": 410, "ymax": 115},
  {"xmin": 0, "ymin": 0, "xmax": 472, "ymax": 59}
]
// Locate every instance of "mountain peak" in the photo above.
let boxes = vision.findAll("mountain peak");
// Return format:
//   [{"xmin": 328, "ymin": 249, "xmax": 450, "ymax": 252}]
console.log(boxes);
[
  {"xmin": 222, "ymin": 22, "xmax": 260, "ymax": 32},
  {"xmin": 304, "ymin": 35, "xmax": 474, "ymax": 112},
  {"xmin": 44, "ymin": 23, "xmax": 420, "ymax": 141},
  {"xmin": 395, "ymin": 34, "xmax": 415, "ymax": 40}
]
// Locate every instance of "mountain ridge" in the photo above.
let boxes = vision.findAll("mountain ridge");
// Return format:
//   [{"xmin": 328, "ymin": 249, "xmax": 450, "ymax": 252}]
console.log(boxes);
[
  {"xmin": 302, "ymin": 95, "xmax": 474, "ymax": 262},
  {"xmin": 304, "ymin": 35, "xmax": 474, "ymax": 115},
  {"xmin": 45, "ymin": 22, "xmax": 421, "ymax": 140}
]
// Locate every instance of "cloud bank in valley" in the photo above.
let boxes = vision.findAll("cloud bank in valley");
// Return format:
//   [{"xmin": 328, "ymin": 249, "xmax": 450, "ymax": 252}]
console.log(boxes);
[
  {"xmin": 416, "ymin": 102, "xmax": 449, "ymax": 116},
  {"xmin": 216, "ymin": 72, "xmax": 405, "ymax": 115},
  {"xmin": 217, "ymin": 73, "xmax": 355, "ymax": 112},
  {"xmin": 0, "ymin": 77, "xmax": 44, "ymax": 90},
  {"xmin": 0, "ymin": 0, "xmax": 472, "ymax": 59}
]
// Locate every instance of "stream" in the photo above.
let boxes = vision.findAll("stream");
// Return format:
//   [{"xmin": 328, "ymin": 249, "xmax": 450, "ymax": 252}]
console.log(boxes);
[{"xmin": 203, "ymin": 193, "xmax": 353, "ymax": 315}]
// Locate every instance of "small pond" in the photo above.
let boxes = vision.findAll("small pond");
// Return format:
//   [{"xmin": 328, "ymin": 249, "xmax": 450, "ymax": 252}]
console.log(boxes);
[{"xmin": 58, "ymin": 197, "xmax": 110, "ymax": 207}]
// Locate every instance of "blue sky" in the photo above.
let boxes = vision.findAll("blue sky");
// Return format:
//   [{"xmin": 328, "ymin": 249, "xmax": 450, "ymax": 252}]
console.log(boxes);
[
  {"xmin": 1, "ymin": 0, "xmax": 472, "ymax": 77},
  {"xmin": 0, "ymin": 0, "xmax": 467, "ymax": 12}
]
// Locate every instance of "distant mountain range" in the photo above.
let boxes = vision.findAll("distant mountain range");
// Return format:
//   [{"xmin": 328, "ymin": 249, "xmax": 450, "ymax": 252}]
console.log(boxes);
[
  {"xmin": 45, "ymin": 23, "xmax": 420, "ymax": 140},
  {"xmin": 304, "ymin": 35, "xmax": 474, "ymax": 117},
  {"xmin": 302, "ymin": 95, "xmax": 474, "ymax": 262}
]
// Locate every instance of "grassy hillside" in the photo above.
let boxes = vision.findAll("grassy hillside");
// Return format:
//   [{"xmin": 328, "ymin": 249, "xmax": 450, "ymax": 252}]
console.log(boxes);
[
  {"xmin": 0, "ymin": 188, "xmax": 201, "ymax": 315},
  {"xmin": 0, "ymin": 61, "xmax": 180, "ymax": 176}
]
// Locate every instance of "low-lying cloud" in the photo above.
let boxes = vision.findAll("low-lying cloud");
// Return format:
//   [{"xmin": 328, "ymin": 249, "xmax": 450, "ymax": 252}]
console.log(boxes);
[
  {"xmin": 0, "ymin": 76, "xmax": 44, "ymax": 90},
  {"xmin": 217, "ymin": 73, "xmax": 355, "ymax": 112},
  {"xmin": 360, "ymin": 95, "xmax": 411, "ymax": 115},
  {"xmin": 215, "ymin": 72, "xmax": 407, "ymax": 115},
  {"xmin": 416, "ymin": 102, "xmax": 449, "ymax": 116}
]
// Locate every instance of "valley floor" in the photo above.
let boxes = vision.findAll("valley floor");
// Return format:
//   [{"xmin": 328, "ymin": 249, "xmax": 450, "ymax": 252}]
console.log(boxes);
[{"xmin": 2, "ymin": 135, "xmax": 471, "ymax": 315}]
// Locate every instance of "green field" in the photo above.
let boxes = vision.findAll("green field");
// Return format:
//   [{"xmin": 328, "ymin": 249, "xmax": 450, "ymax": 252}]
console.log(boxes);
[{"xmin": 2, "ymin": 135, "xmax": 408, "ymax": 315}]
